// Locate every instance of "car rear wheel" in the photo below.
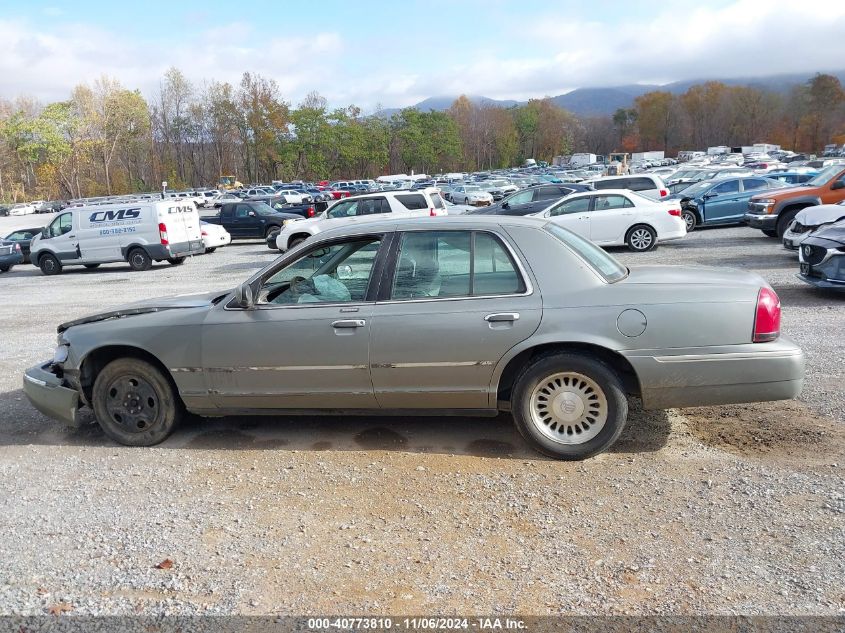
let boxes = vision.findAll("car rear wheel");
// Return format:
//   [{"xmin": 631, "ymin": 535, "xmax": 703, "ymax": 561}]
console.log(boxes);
[
  {"xmin": 762, "ymin": 229, "xmax": 778, "ymax": 238},
  {"xmin": 39, "ymin": 253, "xmax": 62, "ymax": 275},
  {"xmin": 167, "ymin": 257, "xmax": 186, "ymax": 265},
  {"xmin": 205, "ymin": 247, "xmax": 216, "ymax": 253},
  {"xmin": 92, "ymin": 358, "xmax": 182, "ymax": 446},
  {"xmin": 0, "ymin": 266, "xmax": 9, "ymax": 273},
  {"xmin": 682, "ymin": 209, "xmax": 698, "ymax": 231},
  {"xmin": 511, "ymin": 353, "xmax": 628, "ymax": 460},
  {"xmin": 127, "ymin": 248, "xmax": 152, "ymax": 271},
  {"xmin": 625, "ymin": 225, "xmax": 657, "ymax": 252}
]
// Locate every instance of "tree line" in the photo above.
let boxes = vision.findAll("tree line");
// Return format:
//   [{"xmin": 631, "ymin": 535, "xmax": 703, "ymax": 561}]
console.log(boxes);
[{"xmin": 1, "ymin": 68, "xmax": 843, "ymax": 202}]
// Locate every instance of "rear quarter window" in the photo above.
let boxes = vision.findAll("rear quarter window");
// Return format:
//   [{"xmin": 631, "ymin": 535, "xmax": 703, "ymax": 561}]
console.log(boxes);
[
  {"xmin": 627, "ymin": 178, "xmax": 655, "ymax": 192},
  {"xmin": 395, "ymin": 194, "xmax": 428, "ymax": 210}
]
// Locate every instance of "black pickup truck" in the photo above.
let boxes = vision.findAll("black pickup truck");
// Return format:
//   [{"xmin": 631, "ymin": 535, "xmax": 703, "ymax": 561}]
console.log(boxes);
[
  {"xmin": 249, "ymin": 195, "xmax": 328, "ymax": 219},
  {"xmin": 203, "ymin": 201, "xmax": 303, "ymax": 239}
]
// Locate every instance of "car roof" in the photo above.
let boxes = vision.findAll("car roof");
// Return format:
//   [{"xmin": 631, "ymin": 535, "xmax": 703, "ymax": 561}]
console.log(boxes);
[{"xmin": 317, "ymin": 214, "xmax": 549, "ymax": 240}]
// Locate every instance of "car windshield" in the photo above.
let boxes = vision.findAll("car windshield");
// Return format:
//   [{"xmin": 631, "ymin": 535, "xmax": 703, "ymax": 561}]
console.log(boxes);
[
  {"xmin": 544, "ymin": 224, "xmax": 628, "ymax": 283},
  {"xmin": 464, "ymin": 186, "xmax": 482, "ymax": 192},
  {"xmin": 807, "ymin": 165, "xmax": 844, "ymax": 186},
  {"xmin": 681, "ymin": 181, "xmax": 714, "ymax": 195}
]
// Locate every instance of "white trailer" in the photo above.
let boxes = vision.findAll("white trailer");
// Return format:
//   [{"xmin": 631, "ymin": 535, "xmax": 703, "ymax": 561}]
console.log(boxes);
[
  {"xmin": 632, "ymin": 151, "xmax": 665, "ymax": 162},
  {"xmin": 707, "ymin": 146, "xmax": 730, "ymax": 155},
  {"xmin": 570, "ymin": 153, "xmax": 597, "ymax": 168}
]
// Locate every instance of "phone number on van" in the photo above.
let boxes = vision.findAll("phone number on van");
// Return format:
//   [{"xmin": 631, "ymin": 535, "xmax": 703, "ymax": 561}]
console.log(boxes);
[{"xmin": 99, "ymin": 227, "xmax": 137, "ymax": 236}]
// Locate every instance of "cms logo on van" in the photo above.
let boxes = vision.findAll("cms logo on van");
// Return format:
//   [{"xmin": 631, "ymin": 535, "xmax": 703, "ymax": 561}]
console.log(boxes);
[{"xmin": 89, "ymin": 208, "xmax": 141, "ymax": 223}]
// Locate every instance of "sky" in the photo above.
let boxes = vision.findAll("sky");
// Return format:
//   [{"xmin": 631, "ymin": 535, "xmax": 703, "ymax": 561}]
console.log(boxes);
[{"xmin": 2, "ymin": 0, "xmax": 845, "ymax": 112}]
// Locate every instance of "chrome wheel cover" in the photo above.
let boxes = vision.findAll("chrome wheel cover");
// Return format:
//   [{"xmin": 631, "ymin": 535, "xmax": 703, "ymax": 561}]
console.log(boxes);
[
  {"xmin": 529, "ymin": 372, "xmax": 608, "ymax": 445},
  {"xmin": 630, "ymin": 228, "xmax": 653, "ymax": 250}
]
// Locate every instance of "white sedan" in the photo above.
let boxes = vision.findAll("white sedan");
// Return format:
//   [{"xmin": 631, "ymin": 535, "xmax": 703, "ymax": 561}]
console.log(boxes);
[
  {"xmin": 276, "ymin": 189, "xmax": 310, "ymax": 204},
  {"xmin": 200, "ymin": 221, "xmax": 232, "ymax": 253},
  {"xmin": 532, "ymin": 189, "xmax": 686, "ymax": 252},
  {"xmin": 9, "ymin": 203, "xmax": 37, "ymax": 216}
]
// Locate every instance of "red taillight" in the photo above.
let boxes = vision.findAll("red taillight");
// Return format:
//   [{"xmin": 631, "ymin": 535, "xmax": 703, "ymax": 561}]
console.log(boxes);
[
  {"xmin": 201, "ymin": 230, "xmax": 208, "ymax": 236},
  {"xmin": 753, "ymin": 287, "xmax": 780, "ymax": 343},
  {"xmin": 306, "ymin": 206, "xmax": 316, "ymax": 218},
  {"xmin": 659, "ymin": 189, "xmax": 668, "ymax": 197},
  {"xmin": 158, "ymin": 222, "xmax": 169, "ymax": 246},
  {"xmin": 668, "ymin": 208, "xmax": 681, "ymax": 217}
]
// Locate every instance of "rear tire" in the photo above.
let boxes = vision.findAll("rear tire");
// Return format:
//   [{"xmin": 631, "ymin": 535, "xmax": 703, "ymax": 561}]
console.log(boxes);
[
  {"xmin": 92, "ymin": 358, "xmax": 182, "ymax": 446},
  {"xmin": 167, "ymin": 257, "xmax": 186, "ymax": 266},
  {"xmin": 0, "ymin": 266, "xmax": 9, "ymax": 273},
  {"xmin": 39, "ymin": 253, "xmax": 62, "ymax": 275},
  {"xmin": 205, "ymin": 247, "xmax": 216, "ymax": 254},
  {"xmin": 625, "ymin": 224, "xmax": 657, "ymax": 252},
  {"xmin": 511, "ymin": 352, "xmax": 628, "ymax": 460},
  {"xmin": 762, "ymin": 229, "xmax": 778, "ymax": 238},
  {"xmin": 127, "ymin": 248, "xmax": 152, "ymax": 271}
]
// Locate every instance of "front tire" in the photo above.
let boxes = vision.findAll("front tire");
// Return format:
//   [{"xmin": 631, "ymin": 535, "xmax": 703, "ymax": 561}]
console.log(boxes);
[
  {"xmin": 681, "ymin": 209, "xmax": 698, "ymax": 232},
  {"xmin": 776, "ymin": 210, "xmax": 799, "ymax": 239},
  {"xmin": 91, "ymin": 358, "xmax": 182, "ymax": 446},
  {"xmin": 39, "ymin": 253, "xmax": 62, "ymax": 275},
  {"xmin": 625, "ymin": 224, "xmax": 657, "ymax": 252},
  {"xmin": 288, "ymin": 236, "xmax": 306, "ymax": 249},
  {"xmin": 511, "ymin": 353, "xmax": 628, "ymax": 460},
  {"xmin": 127, "ymin": 248, "xmax": 152, "ymax": 271}
]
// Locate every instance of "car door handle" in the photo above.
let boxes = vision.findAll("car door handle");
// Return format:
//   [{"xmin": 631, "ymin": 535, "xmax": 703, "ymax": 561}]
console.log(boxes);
[
  {"xmin": 332, "ymin": 319, "xmax": 366, "ymax": 328},
  {"xmin": 484, "ymin": 313, "xmax": 520, "ymax": 322}
]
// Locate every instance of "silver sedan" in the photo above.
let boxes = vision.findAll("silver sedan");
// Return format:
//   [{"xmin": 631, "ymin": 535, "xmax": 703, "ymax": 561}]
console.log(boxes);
[{"xmin": 24, "ymin": 216, "xmax": 804, "ymax": 459}]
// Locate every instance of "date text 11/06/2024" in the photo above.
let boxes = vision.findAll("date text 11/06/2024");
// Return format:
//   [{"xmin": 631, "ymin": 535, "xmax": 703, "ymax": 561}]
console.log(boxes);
[{"xmin": 306, "ymin": 618, "xmax": 527, "ymax": 630}]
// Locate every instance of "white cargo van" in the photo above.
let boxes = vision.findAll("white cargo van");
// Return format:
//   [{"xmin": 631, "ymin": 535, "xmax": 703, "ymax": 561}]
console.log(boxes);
[{"xmin": 29, "ymin": 200, "xmax": 203, "ymax": 275}]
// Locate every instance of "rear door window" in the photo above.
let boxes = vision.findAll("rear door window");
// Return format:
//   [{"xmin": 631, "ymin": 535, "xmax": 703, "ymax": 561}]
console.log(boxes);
[{"xmin": 592, "ymin": 194, "xmax": 633, "ymax": 210}]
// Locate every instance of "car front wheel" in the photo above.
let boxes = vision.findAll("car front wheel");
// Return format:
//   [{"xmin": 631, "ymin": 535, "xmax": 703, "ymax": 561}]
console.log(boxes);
[
  {"xmin": 682, "ymin": 209, "xmax": 697, "ymax": 231},
  {"xmin": 39, "ymin": 253, "xmax": 62, "ymax": 275},
  {"xmin": 511, "ymin": 353, "xmax": 628, "ymax": 460},
  {"xmin": 625, "ymin": 225, "xmax": 657, "ymax": 252},
  {"xmin": 92, "ymin": 358, "xmax": 182, "ymax": 446}
]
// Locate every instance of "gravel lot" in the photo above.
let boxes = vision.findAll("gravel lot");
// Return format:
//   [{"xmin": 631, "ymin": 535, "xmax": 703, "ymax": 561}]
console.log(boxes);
[{"xmin": 0, "ymin": 217, "xmax": 842, "ymax": 616}]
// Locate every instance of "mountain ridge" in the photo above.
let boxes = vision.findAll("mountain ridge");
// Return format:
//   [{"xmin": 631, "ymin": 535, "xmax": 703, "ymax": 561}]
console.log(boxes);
[{"xmin": 374, "ymin": 70, "xmax": 845, "ymax": 118}]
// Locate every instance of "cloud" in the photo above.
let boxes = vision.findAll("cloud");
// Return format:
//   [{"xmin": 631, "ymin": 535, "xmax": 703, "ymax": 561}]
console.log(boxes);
[{"xmin": 2, "ymin": 0, "xmax": 845, "ymax": 112}]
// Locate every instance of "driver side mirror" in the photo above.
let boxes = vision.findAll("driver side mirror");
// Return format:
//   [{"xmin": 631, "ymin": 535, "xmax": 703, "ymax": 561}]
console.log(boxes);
[
  {"xmin": 233, "ymin": 282, "xmax": 254, "ymax": 309},
  {"xmin": 703, "ymin": 193, "xmax": 716, "ymax": 199},
  {"xmin": 248, "ymin": 210, "xmax": 256, "ymax": 216},
  {"xmin": 502, "ymin": 202, "xmax": 510, "ymax": 209}
]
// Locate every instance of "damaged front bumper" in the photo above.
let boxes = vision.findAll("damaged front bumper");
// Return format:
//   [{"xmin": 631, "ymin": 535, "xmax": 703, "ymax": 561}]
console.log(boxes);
[{"xmin": 23, "ymin": 362, "xmax": 81, "ymax": 427}]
